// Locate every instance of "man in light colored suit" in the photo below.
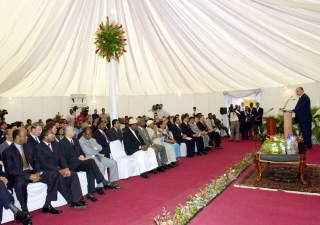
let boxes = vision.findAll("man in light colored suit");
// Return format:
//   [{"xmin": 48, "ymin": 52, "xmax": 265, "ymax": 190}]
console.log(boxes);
[
  {"xmin": 137, "ymin": 118, "xmax": 167, "ymax": 172},
  {"xmin": 189, "ymin": 117, "xmax": 211, "ymax": 149},
  {"xmin": 0, "ymin": 129, "xmax": 13, "ymax": 157},
  {"xmin": 79, "ymin": 127, "xmax": 121, "ymax": 195}
]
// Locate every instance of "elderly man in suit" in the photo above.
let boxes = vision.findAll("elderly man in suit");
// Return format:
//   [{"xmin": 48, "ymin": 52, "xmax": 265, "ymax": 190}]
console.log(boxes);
[
  {"xmin": 27, "ymin": 122, "xmax": 42, "ymax": 147},
  {"xmin": 108, "ymin": 119, "xmax": 123, "ymax": 142},
  {"xmin": 137, "ymin": 118, "xmax": 167, "ymax": 173},
  {"xmin": 283, "ymin": 87, "xmax": 312, "ymax": 149},
  {"xmin": 2, "ymin": 128, "xmax": 61, "ymax": 218},
  {"xmin": 189, "ymin": 117, "xmax": 211, "ymax": 150},
  {"xmin": 93, "ymin": 119, "xmax": 111, "ymax": 158},
  {"xmin": 79, "ymin": 127, "xmax": 121, "ymax": 195},
  {"xmin": 35, "ymin": 129, "xmax": 87, "ymax": 209},
  {"xmin": 123, "ymin": 119, "xmax": 158, "ymax": 178},
  {"xmin": 59, "ymin": 125, "xmax": 109, "ymax": 202}
]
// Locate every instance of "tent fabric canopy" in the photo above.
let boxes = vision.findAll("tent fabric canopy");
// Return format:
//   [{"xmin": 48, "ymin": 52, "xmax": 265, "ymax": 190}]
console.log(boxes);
[{"xmin": 0, "ymin": 0, "xmax": 319, "ymax": 97}]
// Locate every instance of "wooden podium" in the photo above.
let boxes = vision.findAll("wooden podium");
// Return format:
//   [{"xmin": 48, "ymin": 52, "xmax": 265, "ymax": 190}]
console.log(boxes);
[
  {"xmin": 262, "ymin": 117, "xmax": 277, "ymax": 135},
  {"xmin": 283, "ymin": 111, "xmax": 293, "ymax": 138}
]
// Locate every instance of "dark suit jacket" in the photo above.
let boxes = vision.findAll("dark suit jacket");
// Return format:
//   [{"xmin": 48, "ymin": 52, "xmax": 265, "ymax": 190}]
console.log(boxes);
[
  {"xmin": 249, "ymin": 107, "xmax": 256, "ymax": 122},
  {"xmin": 93, "ymin": 130, "xmax": 111, "ymax": 153},
  {"xmin": 27, "ymin": 134, "xmax": 40, "ymax": 147},
  {"xmin": 170, "ymin": 124, "xmax": 183, "ymax": 140},
  {"xmin": 123, "ymin": 129, "xmax": 145, "ymax": 155},
  {"xmin": 254, "ymin": 107, "xmax": 264, "ymax": 125},
  {"xmin": 197, "ymin": 121, "xmax": 208, "ymax": 132},
  {"xmin": 180, "ymin": 122, "xmax": 195, "ymax": 138},
  {"xmin": 0, "ymin": 141, "xmax": 9, "ymax": 158},
  {"xmin": 35, "ymin": 141, "xmax": 69, "ymax": 172},
  {"xmin": 108, "ymin": 128, "xmax": 123, "ymax": 142},
  {"xmin": 2, "ymin": 143, "xmax": 41, "ymax": 181},
  {"xmin": 292, "ymin": 93, "xmax": 312, "ymax": 123},
  {"xmin": 59, "ymin": 137, "xmax": 85, "ymax": 167},
  {"xmin": 167, "ymin": 121, "xmax": 174, "ymax": 131}
]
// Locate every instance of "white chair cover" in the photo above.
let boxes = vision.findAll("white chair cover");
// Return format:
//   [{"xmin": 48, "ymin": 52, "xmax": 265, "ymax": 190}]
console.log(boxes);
[
  {"xmin": 132, "ymin": 147, "xmax": 158, "ymax": 173},
  {"xmin": 109, "ymin": 140, "xmax": 140, "ymax": 179}
]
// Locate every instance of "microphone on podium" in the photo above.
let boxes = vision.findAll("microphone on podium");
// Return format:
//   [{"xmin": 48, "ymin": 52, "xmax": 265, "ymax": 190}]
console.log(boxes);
[{"xmin": 283, "ymin": 96, "xmax": 295, "ymax": 109}]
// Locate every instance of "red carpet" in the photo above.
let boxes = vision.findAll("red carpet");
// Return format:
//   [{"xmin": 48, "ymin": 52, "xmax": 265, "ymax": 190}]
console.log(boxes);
[
  {"xmin": 190, "ymin": 144, "xmax": 320, "ymax": 225},
  {"xmin": 4, "ymin": 138, "xmax": 319, "ymax": 225}
]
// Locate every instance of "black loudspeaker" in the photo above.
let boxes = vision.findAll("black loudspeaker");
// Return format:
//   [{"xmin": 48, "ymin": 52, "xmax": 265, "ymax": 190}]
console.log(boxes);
[{"xmin": 220, "ymin": 107, "xmax": 227, "ymax": 115}]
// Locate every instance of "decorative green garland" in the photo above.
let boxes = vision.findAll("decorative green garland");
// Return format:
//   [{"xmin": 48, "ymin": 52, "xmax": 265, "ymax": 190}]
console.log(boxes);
[
  {"xmin": 154, "ymin": 152, "xmax": 256, "ymax": 225},
  {"xmin": 94, "ymin": 16, "xmax": 127, "ymax": 62}
]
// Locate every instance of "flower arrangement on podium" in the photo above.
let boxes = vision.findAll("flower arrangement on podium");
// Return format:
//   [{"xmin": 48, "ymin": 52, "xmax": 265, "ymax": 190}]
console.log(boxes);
[
  {"xmin": 260, "ymin": 134, "xmax": 286, "ymax": 154},
  {"xmin": 53, "ymin": 112, "xmax": 63, "ymax": 122},
  {"xmin": 94, "ymin": 16, "xmax": 127, "ymax": 62}
]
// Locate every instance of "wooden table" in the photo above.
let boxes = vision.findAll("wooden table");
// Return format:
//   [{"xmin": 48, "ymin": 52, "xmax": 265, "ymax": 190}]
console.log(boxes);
[{"xmin": 254, "ymin": 152, "xmax": 307, "ymax": 185}]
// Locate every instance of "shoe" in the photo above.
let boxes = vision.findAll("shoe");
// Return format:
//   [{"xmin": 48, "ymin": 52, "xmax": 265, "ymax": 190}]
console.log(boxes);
[
  {"xmin": 186, "ymin": 154, "xmax": 194, "ymax": 158},
  {"xmin": 108, "ymin": 182, "xmax": 122, "ymax": 189},
  {"xmin": 205, "ymin": 147, "xmax": 211, "ymax": 150},
  {"xmin": 15, "ymin": 211, "xmax": 32, "ymax": 223},
  {"xmin": 215, "ymin": 146, "xmax": 223, "ymax": 149},
  {"xmin": 229, "ymin": 140, "xmax": 233, "ymax": 142},
  {"xmin": 140, "ymin": 173, "xmax": 150, "ymax": 178},
  {"xmin": 157, "ymin": 167, "xmax": 165, "ymax": 172},
  {"xmin": 87, "ymin": 194, "xmax": 98, "ymax": 202},
  {"xmin": 42, "ymin": 205, "xmax": 62, "ymax": 214},
  {"xmin": 197, "ymin": 152, "xmax": 204, "ymax": 156},
  {"xmin": 203, "ymin": 151, "xmax": 208, "ymax": 155},
  {"xmin": 171, "ymin": 162, "xmax": 179, "ymax": 167},
  {"xmin": 80, "ymin": 200, "xmax": 87, "ymax": 205},
  {"xmin": 167, "ymin": 164, "xmax": 174, "ymax": 168},
  {"xmin": 150, "ymin": 169, "xmax": 159, "ymax": 174},
  {"xmin": 96, "ymin": 187, "xmax": 105, "ymax": 195},
  {"xmin": 162, "ymin": 165, "xmax": 170, "ymax": 170},
  {"xmin": 70, "ymin": 201, "xmax": 88, "ymax": 209},
  {"xmin": 23, "ymin": 219, "xmax": 32, "ymax": 225}
]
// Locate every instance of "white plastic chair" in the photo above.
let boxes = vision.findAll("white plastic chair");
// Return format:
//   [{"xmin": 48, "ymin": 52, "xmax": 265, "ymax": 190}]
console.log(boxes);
[{"xmin": 109, "ymin": 140, "xmax": 140, "ymax": 179}]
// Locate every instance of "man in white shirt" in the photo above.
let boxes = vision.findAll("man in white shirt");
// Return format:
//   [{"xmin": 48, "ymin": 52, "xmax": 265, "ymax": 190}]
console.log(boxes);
[
  {"xmin": 228, "ymin": 106, "xmax": 240, "ymax": 142},
  {"xmin": 66, "ymin": 109, "xmax": 75, "ymax": 122},
  {"xmin": 156, "ymin": 104, "xmax": 169, "ymax": 119},
  {"xmin": 100, "ymin": 108, "xmax": 109, "ymax": 120}
]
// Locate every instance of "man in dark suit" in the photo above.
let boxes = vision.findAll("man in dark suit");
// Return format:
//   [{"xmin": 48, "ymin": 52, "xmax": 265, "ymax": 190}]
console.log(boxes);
[
  {"xmin": 108, "ymin": 119, "xmax": 123, "ymax": 142},
  {"xmin": 59, "ymin": 125, "xmax": 109, "ymax": 202},
  {"xmin": 285, "ymin": 87, "xmax": 312, "ymax": 149},
  {"xmin": 170, "ymin": 117, "xmax": 195, "ymax": 157},
  {"xmin": 93, "ymin": 119, "xmax": 111, "ymax": 158},
  {"xmin": 27, "ymin": 122, "xmax": 42, "ymax": 147},
  {"xmin": 35, "ymin": 129, "xmax": 87, "ymax": 209},
  {"xmin": 2, "ymin": 128, "xmax": 61, "ymax": 217},
  {"xmin": 197, "ymin": 115, "xmax": 222, "ymax": 149},
  {"xmin": 254, "ymin": 102, "xmax": 264, "ymax": 135},
  {"xmin": 180, "ymin": 115, "xmax": 206, "ymax": 155},
  {"xmin": 122, "ymin": 119, "xmax": 158, "ymax": 178},
  {"xmin": 0, "ymin": 168, "xmax": 32, "ymax": 225},
  {"xmin": 0, "ymin": 122, "xmax": 7, "ymax": 144},
  {"xmin": 249, "ymin": 102, "xmax": 256, "ymax": 137}
]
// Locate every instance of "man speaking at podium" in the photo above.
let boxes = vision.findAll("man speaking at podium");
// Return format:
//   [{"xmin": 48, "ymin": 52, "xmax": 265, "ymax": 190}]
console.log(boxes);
[{"xmin": 285, "ymin": 87, "xmax": 312, "ymax": 149}]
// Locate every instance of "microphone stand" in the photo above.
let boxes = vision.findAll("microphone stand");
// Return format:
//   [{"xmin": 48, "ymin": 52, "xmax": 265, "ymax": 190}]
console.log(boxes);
[{"xmin": 283, "ymin": 96, "xmax": 295, "ymax": 109}]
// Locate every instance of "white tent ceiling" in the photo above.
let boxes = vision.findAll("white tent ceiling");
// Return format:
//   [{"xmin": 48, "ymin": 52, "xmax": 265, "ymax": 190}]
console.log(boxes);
[{"xmin": 0, "ymin": 0, "xmax": 319, "ymax": 97}]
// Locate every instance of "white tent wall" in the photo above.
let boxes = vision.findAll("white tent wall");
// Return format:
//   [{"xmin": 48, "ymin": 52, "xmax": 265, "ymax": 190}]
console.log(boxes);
[{"xmin": 0, "ymin": 82, "xmax": 319, "ymax": 124}]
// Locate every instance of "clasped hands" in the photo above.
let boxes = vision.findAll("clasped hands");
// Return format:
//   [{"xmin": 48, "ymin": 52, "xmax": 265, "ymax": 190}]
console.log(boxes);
[
  {"xmin": 78, "ymin": 155, "xmax": 90, "ymax": 161},
  {"xmin": 59, "ymin": 168, "xmax": 71, "ymax": 178},
  {"xmin": 29, "ymin": 172, "xmax": 41, "ymax": 182}
]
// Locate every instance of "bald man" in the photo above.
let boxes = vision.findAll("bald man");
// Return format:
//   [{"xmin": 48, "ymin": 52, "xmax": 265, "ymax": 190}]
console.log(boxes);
[{"xmin": 284, "ymin": 87, "xmax": 312, "ymax": 149}]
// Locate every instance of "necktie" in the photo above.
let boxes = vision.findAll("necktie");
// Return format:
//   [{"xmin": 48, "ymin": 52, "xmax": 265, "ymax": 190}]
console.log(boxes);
[
  {"xmin": 55, "ymin": 137, "xmax": 59, "ymax": 142},
  {"xmin": 21, "ymin": 146, "xmax": 30, "ymax": 171},
  {"xmin": 101, "ymin": 131, "xmax": 110, "ymax": 143},
  {"xmin": 48, "ymin": 143, "xmax": 52, "ymax": 152},
  {"xmin": 141, "ymin": 128, "xmax": 147, "ymax": 137},
  {"xmin": 70, "ymin": 139, "xmax": 74, "ymax": 145},
  {"xmin": 95, "ymin": 155, "xmax": 102, "ymax": 162},
  {"xmin": 35, "ymin": 136, "xmax": 40, "ymax": 143}
]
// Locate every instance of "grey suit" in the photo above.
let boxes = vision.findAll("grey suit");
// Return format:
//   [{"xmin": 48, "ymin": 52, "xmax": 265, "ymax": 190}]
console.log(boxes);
[
  {"xmin": 137, "ymin": 127, "xmax": 168, "ymax": 166},
  {"xmin": 0, "ymin": 141, "xmax": 9, "ymax": 157},
  {"xmin": 189, "ymin": 123, "xmax": 210, "ymax": 148},
  {"xmin": 79, "ymin": 137, "xmax": 119, "ymax": 185}
]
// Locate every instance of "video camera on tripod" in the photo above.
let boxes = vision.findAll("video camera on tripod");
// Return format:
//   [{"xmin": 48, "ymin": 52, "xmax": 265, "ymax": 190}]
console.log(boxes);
[{"xmin": 0, "ymin": 109, "xmax": 8, "ymax": 122}]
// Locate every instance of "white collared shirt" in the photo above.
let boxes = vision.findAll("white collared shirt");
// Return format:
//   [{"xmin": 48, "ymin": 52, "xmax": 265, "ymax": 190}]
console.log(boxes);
[
  {"xmin": 14, "ymin": 142, "xmax": 33, "ymax": 170},
  {"xmin": 129, "ymin": 127, "xmax": 140, "ymax": 143},
  {"xmin": 6, "ymin": 140, "xmax": 12, "ymax": 146},
  {"xmin": 30, "ymin": 134, "xmax": 40, "ymax": 143},
  {"xmin": 43, "ymin": 140, "xmax": 52, "ymax": 151}
]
